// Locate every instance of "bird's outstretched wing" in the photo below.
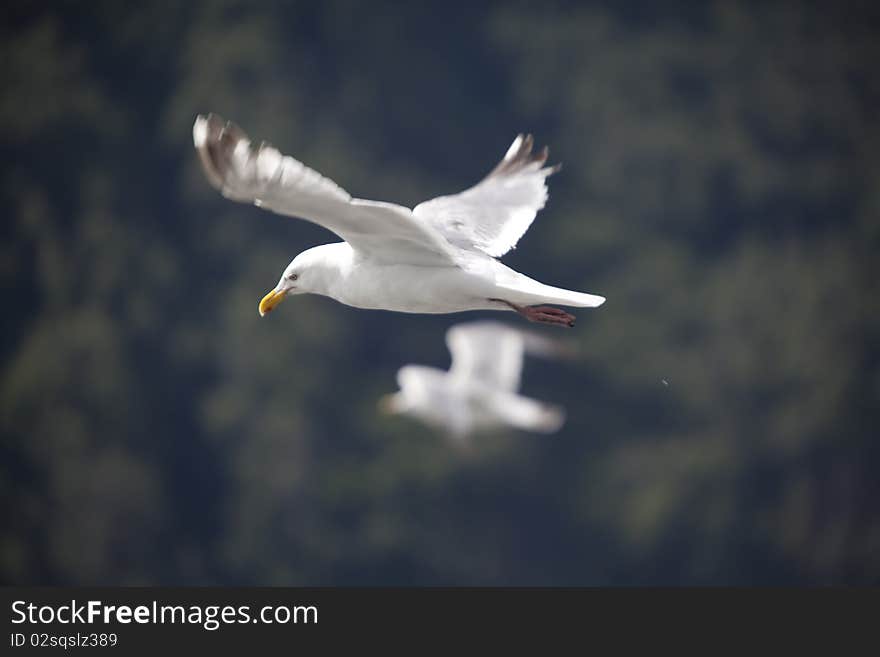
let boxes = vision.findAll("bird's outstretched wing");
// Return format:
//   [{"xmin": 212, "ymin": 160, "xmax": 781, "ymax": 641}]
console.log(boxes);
[
  {"xmin": 412, "ymin": 134, "xmax": 559, "ymax": 259},
  {"xmin": 445, "ymin": 320, "xmax": 570, "ymax": 392},
  {"xmin": 446, "ymin": 322, "xmax": 527, "ymax": 392},
  {"xmin": 193, "ymin": 114, "xmax": 458, "ymax": 267}
]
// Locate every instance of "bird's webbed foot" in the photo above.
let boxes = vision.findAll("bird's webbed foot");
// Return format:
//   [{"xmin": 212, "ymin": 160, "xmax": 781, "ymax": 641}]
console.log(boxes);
[{"xmin": 489, "ymin": 299, "xmax": 576, "ymax": 328}]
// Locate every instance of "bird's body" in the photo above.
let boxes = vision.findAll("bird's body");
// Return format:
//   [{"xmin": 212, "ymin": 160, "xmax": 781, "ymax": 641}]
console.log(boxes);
[
  {"xmin": 382, "ymin": 321, "xmax": 568, "ymax": 438},
  {"xmin": 193, "ymin": 113, "xmax": 605, "ymax": 326},
  {"xmin": 299, "ymin": 242, "xmax": 598, "ymax": 315},
  {"xmin": 329, "ymin": 253, "xmax": 494, "ymax": 314}
]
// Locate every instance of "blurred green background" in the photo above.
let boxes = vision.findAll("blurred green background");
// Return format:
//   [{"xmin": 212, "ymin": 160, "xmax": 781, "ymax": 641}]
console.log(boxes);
[{"xmin": 2, "ymin": 0, "xmax": 878, "ymax": 585}]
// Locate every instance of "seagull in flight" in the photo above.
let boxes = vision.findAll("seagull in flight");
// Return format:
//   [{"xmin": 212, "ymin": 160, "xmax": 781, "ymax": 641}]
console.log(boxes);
[
  {"xmin": 381, "ymin": 321, "xmax": 567, "ymax": 438},
  {"xmin": 193, "ymin": 114, "xmax": 605, "ymax": 327}
]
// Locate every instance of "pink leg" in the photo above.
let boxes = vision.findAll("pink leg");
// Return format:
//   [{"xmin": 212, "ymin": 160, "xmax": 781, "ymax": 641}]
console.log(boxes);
[{"xmin": 490, "ymin": 299, "xmax": 576, "ymax": 328}]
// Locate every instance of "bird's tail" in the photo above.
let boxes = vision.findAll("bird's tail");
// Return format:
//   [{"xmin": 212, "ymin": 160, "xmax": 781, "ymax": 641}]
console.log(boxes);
[
  {"xmin": 494, "ymin": 269, "xmax": 605, "ymax": 308},
  {"xmin": 487, "ymin": 261, "xmax": 605, "ymax": 308},
  {"xmin": 486, "ymin": 390, "xmax": 565, "ymax": 434},
  {"xmin": 539, "ymin": 285, "xmax": 606, "ymax": 308}
]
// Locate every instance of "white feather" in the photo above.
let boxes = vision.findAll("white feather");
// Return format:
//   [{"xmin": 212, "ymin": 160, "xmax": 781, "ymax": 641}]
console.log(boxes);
[
  {"xmin": 413, "ymin": 134, "xmax": 558, "ymax": 258},
  {"xmin": 193, "ymin": 114, "xmax": 605, "ymax": 317},
  {"xmin": 384, "ymin": 321, "xmax": 568, "ymax": 438}
]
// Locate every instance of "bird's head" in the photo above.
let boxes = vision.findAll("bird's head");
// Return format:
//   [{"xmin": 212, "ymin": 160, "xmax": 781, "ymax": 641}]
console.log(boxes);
[
  {"xmin": 378, "ymin": 391, "xmax": 412, "ymax": 416},
  {"xmin": 258, "ymin": 243, "xmax": 346, "ymax": 316}
]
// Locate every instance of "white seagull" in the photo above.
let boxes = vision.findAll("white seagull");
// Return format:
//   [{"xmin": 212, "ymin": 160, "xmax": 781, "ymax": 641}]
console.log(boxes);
[
  {"xmin": 381, "ymin": 321, "xmax": 567, "ymax": 437},
  {"xmin": 193, "ymin": 114, "xmax": 605, "ymax": 327}
]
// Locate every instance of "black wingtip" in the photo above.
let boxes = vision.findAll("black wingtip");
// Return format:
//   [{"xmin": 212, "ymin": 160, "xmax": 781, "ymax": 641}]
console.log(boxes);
[
  {"xmin": 484, "ymin": 133, "xmax": 559, "ymax": 180},
  {"xmin": 193, "ymin": 112, "xmax": 252, "ymax": 193}
]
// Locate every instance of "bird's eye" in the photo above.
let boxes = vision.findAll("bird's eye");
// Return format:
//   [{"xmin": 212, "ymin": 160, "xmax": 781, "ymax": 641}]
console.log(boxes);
[{"xmin": 286, "ymin": 273, "xmax": 298, "ymax": 281}]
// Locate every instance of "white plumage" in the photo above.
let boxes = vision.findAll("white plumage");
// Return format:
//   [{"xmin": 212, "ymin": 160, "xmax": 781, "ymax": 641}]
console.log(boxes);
[
  {"xmin": 413, "ymin": 134, "xmax": 557, "ymax": 258},
  {"xmin": 381, "ymin": 321, "xmax": 567, "ymax": 438},
  {"xmin": 193, "ymin": 114, "xmax": 605, "ymax": 326}
]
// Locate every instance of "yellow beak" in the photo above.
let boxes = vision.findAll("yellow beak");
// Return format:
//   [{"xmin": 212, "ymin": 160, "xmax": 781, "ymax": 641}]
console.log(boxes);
[{"xmin": 258, "ymin": 289, "xmax": 286, "ymax": 316}]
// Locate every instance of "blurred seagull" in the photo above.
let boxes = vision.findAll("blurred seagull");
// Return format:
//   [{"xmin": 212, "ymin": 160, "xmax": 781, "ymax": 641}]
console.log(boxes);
[
  {"xmin": 380, "ymin": 321, "xmax": 567, "ymax": 438},
  {"xmin": 193, "ymin": 114, "xmax": 605, "ymax": 327}
]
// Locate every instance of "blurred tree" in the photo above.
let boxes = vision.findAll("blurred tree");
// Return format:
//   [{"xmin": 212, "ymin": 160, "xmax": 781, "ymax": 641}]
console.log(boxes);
[{"xmin": 1, "ymin": 0, "xmax": 878, "ymax": 585}]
